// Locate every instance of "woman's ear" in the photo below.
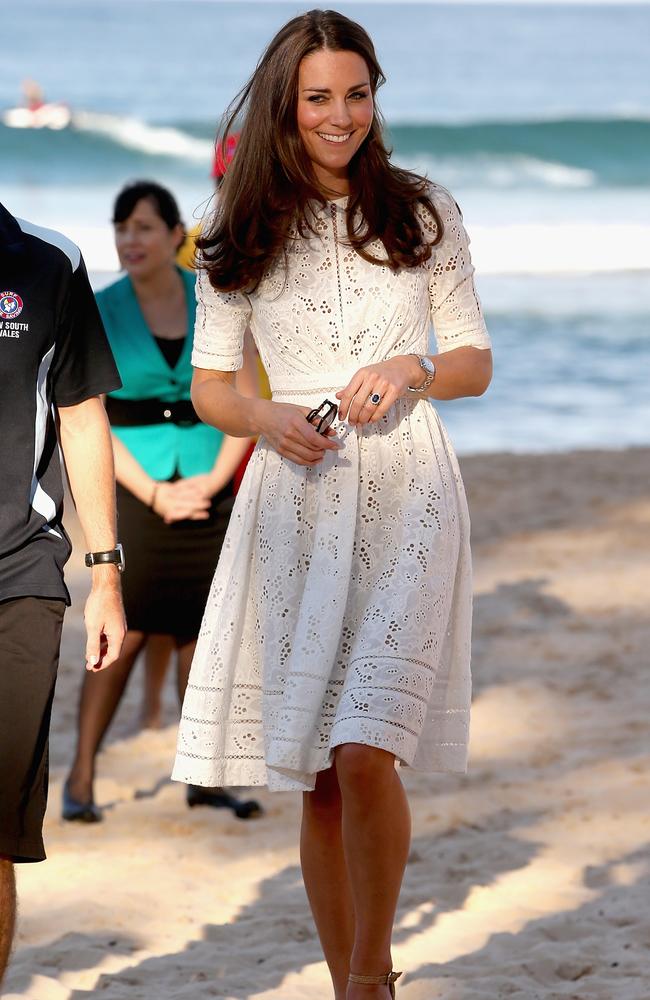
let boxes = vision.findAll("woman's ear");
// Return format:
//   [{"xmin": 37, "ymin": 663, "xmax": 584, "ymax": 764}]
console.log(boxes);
[{"xmin": 173, "ymin": 223, "xmax": 186, "ymax": 253}]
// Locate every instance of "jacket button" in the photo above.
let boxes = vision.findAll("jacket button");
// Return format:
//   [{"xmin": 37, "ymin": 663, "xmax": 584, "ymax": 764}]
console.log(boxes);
[{"xmin": 163, "ymin": 409, "xmax": 172, "ymax": 419}]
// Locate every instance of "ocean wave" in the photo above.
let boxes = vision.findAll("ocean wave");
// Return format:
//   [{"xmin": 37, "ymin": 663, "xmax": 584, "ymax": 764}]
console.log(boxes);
[
  {"xmin": 72, "ymin": 111, "xmax": 213, "ymax": 161},
  {"xmin": 1, "ymin": 113, "xmax": 648, "ymax": 190},
  {"xmin": 405, "ymin": 153, "xmax": 595, "ymax": 190},
  {"xmin": 387, "ymin": 118, "xmax": 650, "ymax": 188}
]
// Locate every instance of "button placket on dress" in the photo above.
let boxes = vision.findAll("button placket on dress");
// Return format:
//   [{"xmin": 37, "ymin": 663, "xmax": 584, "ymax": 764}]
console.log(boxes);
[{"xmin": 330, "ymin": 203, "xmax": 350, "ymax": 358}]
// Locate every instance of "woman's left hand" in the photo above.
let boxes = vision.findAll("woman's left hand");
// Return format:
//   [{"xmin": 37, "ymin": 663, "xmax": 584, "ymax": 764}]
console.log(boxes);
[
  {"xmin": 174, "ymin": 474, "xmax": 220, "ymax": 501},
  {"xmin": 336, "ymin": 356, "xmax": 422, "ymax": 425}
]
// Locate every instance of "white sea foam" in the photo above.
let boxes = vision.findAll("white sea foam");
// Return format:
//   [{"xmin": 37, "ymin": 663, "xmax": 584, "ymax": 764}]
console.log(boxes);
[
  {"xmin": 470, "ymin": 223, "xmax": 650, "ymax": 274},
  {"xmin": 64, "ymin": 226, "xmax": 120, "ymax": 273},
  {"xmin": 72, "ymin": 111, "xmax": 213, "ymax": 162},
  {"xmin": 512, "ymin": 157, "xmax": 595, "ymax": 188},
  {"xmin": 407, "ymin": 153, "xmax": 596, "ymax": 190}
]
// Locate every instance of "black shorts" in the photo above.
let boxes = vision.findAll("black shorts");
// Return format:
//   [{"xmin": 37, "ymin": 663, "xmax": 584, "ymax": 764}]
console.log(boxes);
[{"xmin": 0, "ymin": 596, "xmax": 65, "ymax": 863}]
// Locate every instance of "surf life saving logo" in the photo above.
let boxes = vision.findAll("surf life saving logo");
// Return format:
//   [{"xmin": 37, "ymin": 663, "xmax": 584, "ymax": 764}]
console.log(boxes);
[{"xmin": 0, "ymin": 291, "xmax": 24, "ymax": 319}]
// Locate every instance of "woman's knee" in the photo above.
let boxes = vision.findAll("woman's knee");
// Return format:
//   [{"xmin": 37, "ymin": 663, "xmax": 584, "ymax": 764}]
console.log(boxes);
[
  {"xmin": 304, "ymin": 764, "xmax": 342, "ymax": 817},
  {"xmin": 334, "ymin": 743, "xmax": 396, "ymax": 794}
]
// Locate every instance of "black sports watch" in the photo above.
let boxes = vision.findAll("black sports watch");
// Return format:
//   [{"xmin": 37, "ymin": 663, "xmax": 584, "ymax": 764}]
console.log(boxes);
[{"xmin": 84, "ymin": 543, "xmax": 125, "ymax": 572}]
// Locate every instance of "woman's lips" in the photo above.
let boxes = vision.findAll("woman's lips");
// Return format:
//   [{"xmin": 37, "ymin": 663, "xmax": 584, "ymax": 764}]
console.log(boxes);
[{"xmin": 316, "ymin": 131, "xmax": 353, "ymax": 144}]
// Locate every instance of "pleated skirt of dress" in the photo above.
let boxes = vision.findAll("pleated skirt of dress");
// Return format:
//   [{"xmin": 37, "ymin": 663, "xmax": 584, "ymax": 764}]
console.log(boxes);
[{"xmin": 172, "ymin": 395, "xmax": 474, "ymax": 792}]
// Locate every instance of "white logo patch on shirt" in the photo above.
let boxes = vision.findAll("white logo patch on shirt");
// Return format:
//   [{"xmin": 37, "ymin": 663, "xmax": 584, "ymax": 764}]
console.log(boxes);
[
  {"xmin": 0, "ymin": 291, "xmax": 28, "ymax": 337},
  {"xmin": 0, "ymin": 291, "xmax": 24, "ymax": 318}
]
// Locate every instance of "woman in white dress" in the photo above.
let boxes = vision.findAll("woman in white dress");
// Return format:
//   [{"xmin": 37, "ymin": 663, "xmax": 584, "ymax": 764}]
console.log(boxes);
[{"xmin": 173, "ymin": 10, "xmax": 492, "ymax": 998}]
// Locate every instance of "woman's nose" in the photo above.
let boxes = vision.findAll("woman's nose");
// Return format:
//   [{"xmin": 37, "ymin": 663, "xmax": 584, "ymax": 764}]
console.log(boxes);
[{"xmin": 329, "ymin": 100, "xmax": 353, "ymax": 128}]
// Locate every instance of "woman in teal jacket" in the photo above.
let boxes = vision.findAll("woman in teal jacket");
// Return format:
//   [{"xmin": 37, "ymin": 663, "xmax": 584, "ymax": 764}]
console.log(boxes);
[{"xmin": 64, "ymin": 181, "xmax": 260, "ymax": 821}]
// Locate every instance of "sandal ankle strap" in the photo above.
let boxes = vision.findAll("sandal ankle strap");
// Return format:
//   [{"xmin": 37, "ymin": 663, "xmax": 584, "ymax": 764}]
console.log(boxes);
[{"xmin": 349, "ymin": 971, "xmax": 402, "ymax": 985}]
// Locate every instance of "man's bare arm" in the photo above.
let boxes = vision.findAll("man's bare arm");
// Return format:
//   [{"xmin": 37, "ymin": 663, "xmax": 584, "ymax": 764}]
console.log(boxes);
[{"xmin": 57, "ymin": 396, "xmax": 126, "ymax": 671}]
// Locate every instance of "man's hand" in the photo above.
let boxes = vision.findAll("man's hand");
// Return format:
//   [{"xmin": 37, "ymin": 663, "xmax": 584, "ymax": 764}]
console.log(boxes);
[
  {"xmin": 84, "ymin": 569, "xmax": 126, "ymax": 671},
  {"xmin": 57, "ymin": 397, "xmax": 126, "ymax": 671}
]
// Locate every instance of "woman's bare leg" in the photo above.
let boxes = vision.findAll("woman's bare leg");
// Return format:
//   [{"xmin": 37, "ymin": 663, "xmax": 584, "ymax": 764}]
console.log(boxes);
[
  {"xmin": 0, "ymin": 858, "xmax": 16, "ymax": 984},
  {"xmin": 335, "ymin": 744, "xmax": 411, "ymax": 1000},
  {"xmin": 66, "ymin": 630, "xmax": 147, "ymax": 802},
  {"xmin": 174, "ymin": 636, "xmax": 197, "ymax": 708},
  {"xmin": 301, "ymin": 764, "xmax": 355, "ymax": 1000},
  {"xmin": 140, "ymin": 634, "xmax": 173, "ymax": 729}
]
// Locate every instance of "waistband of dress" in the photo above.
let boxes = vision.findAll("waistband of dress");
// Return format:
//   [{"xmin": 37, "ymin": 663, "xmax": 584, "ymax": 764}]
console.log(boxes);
[
  {"xmin": 268, "ymin": 349, "xmax": 429, "ymax": 403},
  {"xmin": 270, "ymin": 369, "xmax": 358, "ymax": 403}
]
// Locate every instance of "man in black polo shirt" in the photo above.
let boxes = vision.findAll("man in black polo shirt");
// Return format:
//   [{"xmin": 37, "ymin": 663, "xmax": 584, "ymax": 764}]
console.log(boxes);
[{"xmin": 0, "ymin": 203, "xmax": 126, "ymax": 981}]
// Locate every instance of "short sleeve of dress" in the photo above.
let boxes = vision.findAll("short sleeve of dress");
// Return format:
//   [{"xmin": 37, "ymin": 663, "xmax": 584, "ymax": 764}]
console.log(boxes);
[
  {"xmin": 425, "ymin": 186, "xmax": 491, "ymax": 354},
  {"xmin": 191, "ymin": 266, "xmax": 252, "ymax": 371}
]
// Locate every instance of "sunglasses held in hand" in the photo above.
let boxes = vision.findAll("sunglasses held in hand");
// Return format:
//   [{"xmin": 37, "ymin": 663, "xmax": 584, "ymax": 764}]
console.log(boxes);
[{"xmin": 306, "ymin": 399, "xmax": 338, "ymax": 435}]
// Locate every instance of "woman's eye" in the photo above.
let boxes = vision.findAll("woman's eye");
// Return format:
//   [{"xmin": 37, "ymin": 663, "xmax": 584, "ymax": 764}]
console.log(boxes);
[
  {"xmin": 307, "ymin": 94, "xmax": 326, "ymax": 103},
  {"xmin": 350, "ymin": 91, "xmax": 369, "ymax": 101}
]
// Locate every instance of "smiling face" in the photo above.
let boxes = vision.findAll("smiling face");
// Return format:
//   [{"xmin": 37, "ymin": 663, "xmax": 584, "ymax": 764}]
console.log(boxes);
[
  {"xmin": 296, "ymin": 48, "xmax": 374, "ymax": 195},
  {"xmin": 114, "ymin": 197, "xmax": 183, "ymax": 280}
]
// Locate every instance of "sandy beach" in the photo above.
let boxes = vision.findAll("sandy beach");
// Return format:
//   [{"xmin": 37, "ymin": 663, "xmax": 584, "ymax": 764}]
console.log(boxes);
[{"xmin": 5, "ymin": 446, "xmax": 649, "ymax": 1000}]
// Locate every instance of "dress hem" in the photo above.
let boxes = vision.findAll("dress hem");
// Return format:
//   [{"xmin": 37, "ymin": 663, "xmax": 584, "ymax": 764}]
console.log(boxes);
[{"xmin": 171, "ymin": 740, "xmax": 468, "ymax": 793}]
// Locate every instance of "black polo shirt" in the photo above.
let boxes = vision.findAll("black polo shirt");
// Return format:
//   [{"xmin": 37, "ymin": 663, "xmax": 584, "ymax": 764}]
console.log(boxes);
[{"xmin": 0, "ymin": 203, "xmax": 121, "ymax": 604}]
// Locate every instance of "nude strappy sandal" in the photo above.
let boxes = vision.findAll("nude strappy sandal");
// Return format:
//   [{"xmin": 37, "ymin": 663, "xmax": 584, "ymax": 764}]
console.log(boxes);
[{"xmin": 348, "ymin": 971, "xmax": 402, "ymax": 997}]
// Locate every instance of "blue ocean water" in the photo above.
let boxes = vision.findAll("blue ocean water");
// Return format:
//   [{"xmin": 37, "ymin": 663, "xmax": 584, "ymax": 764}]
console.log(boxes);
[{"xmin": 2, "ymin": 1, "xmax": 649, "ymax": 453}]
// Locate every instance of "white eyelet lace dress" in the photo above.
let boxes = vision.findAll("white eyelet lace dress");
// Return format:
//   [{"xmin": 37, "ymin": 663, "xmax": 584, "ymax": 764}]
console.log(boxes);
[{"xmin": 172, "ymin": 185, "xmax": 491, "ymax": 792}]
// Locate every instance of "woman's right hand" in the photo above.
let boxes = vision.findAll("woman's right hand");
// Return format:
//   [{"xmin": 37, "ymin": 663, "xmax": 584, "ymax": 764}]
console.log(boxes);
[
  {"xmin": 256, "ymin": 401, "xmax": 341, "ymax": 467},
  {"xmin": 151, "ymin": 481, "xmax": 211, "ymax": 523}
]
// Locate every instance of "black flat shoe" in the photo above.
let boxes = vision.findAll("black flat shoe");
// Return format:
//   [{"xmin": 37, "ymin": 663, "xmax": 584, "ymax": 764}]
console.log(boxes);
[
  {"xmin": 186, "ymin": 785, "xmax": 263, "ymax": 820},
  {"xmin": 62, "ymin": 784, "xmax": 103, "ymax": 823}
]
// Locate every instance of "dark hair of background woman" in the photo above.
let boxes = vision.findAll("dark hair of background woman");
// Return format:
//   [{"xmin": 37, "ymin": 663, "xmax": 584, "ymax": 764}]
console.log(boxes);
[
  {"xmin": 198, "ymin": 8, "xmax": 443, "ymax": 293},
  {"xmin": 113, "ymin": 180, "xmax": 185, "ymax": 235}
]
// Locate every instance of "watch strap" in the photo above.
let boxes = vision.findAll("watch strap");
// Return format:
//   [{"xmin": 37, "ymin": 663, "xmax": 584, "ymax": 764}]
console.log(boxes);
[
  {"xmin": 84, "ymin": 544, "xmax": 125, "ymax": 570},
  {"xmin": 407, "ymin": 355, "xmax": 436, "ymax": 393}
]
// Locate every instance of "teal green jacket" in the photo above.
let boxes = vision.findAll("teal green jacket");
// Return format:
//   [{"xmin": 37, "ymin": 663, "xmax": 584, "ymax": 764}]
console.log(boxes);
[{"xmin": 97, "ymin": 268, "xmax": 224, "ymax": 479}]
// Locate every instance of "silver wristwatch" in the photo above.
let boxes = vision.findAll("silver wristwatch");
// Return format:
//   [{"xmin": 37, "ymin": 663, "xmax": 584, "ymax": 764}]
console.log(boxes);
[{"xmin": 406, "ymin": 355, "xmax": 436, "ymax": 393}]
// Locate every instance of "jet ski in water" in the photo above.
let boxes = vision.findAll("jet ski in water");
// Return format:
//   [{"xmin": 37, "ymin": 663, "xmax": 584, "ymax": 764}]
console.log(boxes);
[
  {"xmin": 2, "ymin": 103, "xmax": 72, "ymax": 130},
  {"xmin": 2, "ymin": 79, "xmax": 71, "ymax": 130}
]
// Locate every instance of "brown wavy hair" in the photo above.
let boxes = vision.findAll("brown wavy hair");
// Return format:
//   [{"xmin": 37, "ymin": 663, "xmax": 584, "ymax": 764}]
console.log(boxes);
[{"xmin": 198, "ymin": 8, "xmax": 443, "ymax": 292}]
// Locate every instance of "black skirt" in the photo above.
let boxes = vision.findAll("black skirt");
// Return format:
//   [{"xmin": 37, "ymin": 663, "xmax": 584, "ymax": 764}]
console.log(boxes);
[{"xmin": 116, "ymin": 482, "xmax": 233, "ymax": 638}]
